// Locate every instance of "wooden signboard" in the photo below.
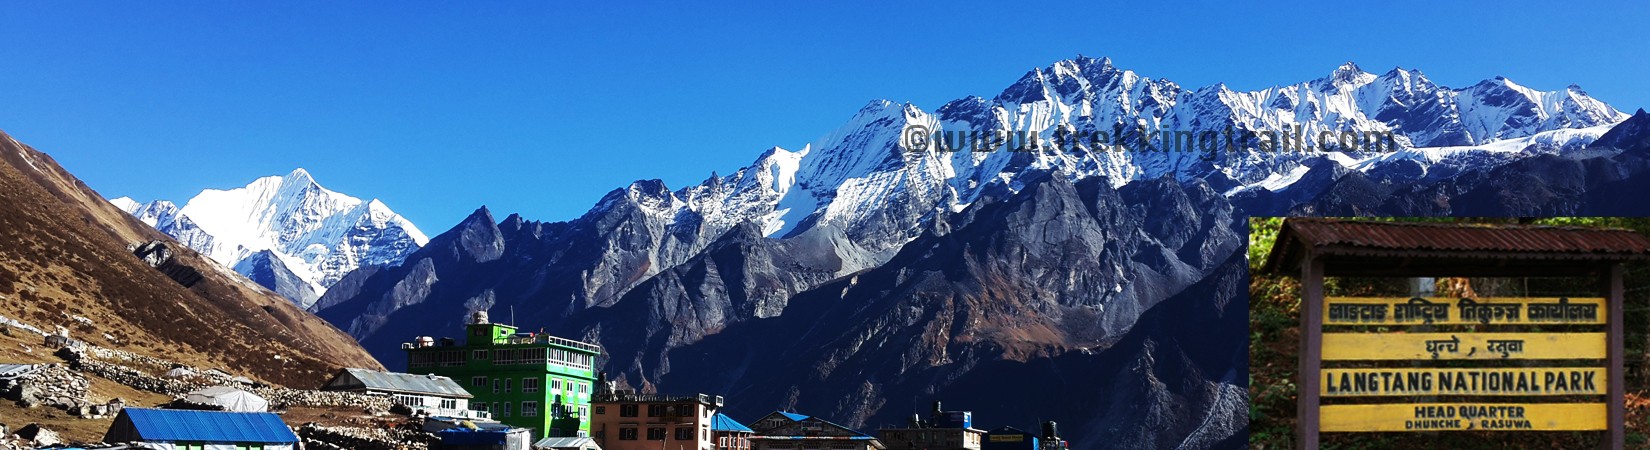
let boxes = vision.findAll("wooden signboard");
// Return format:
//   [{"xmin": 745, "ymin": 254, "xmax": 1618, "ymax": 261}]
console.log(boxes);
[
  {"xmin": 1320, "ymin": 403, "xmax": 1608, "ymax": 432},
  {"xmin": 1323, "ymin": 297, "xmax": 1606, "ymax": 325},
  {"xmin": 1321, "ymin": 332, "xmax": 1606, "ymax": 361},
  {"xmin": 1267, "ymin": 219, "xmax": 1642, "ymax": 449},
  {"xmin": 1320, "ymin": 367, "xmax": 1607, "ymax": 396}
]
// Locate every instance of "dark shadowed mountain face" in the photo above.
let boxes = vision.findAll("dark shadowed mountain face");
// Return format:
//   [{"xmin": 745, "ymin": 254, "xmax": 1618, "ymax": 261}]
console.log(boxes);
[
  {"xmin": 236, "ymin": 250, "xmax": 320, "ymax": 307},
  {"xmin": 648, "ymin": 174, "xmax": 1245, "ymax": 440},
  {"xmin": 317, "ymin": 171, "xmax": 1247, "ymax": 449},
  {"xmin": 313, "ymin": 59, "xmax": 1649, "ymax": 449}
]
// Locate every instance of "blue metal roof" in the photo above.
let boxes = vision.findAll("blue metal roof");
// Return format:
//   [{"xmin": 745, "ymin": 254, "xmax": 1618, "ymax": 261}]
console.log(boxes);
[
  {"xmin": 122, "ymin": 408, "xmax": 298, "ymax": 443},
  {"xmin": 712, "ymin": 413, "xmax": 753, "ymax": 432},
  {"xmin": 777, "ymin": 411, "xmax": 810, "ymax": 421}
]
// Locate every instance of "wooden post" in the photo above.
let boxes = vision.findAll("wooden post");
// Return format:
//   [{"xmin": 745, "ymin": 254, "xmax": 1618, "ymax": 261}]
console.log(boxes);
[
  {"xmin": 1605, "ymin": 263, "xmax": 1625, "ymax": 450},
  {"xmin": 1298, "ymin": 255, "xmax": 1324, "ymax": 450}
]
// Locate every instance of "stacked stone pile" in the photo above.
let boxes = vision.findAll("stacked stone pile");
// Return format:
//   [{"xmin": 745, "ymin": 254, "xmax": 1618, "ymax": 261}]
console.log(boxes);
[{"xmin": 298, "ymin": 423, "xmax": 433, "ymax": 450}]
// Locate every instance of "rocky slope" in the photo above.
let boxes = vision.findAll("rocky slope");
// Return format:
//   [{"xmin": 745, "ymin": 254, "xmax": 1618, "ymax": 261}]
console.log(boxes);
[
  {"xmin": 112, "ymin": 169, "xmax": 427, "ymax": 308},
  {"xmin": 0, "ymin": 130, "xmax": 383, "ymax": 388}
]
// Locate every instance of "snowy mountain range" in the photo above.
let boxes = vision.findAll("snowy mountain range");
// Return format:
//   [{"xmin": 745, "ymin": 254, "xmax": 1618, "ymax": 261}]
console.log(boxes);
[
  {"xmin": 557, "ymin": 57, "xmax": 1626, "ymax": 270},
  {"xmin": 308, "ymin": 56, "xmax": 1642, "ymax": 450},
  {"xmin": 111, "ymin": 168, "xmax": 428, "ymax": 307}
]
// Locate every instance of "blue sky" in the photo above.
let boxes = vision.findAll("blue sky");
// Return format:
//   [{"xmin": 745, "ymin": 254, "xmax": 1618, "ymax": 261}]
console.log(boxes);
[{"xmin": 2, "ymin": 1, "xmax": 1645, "ymax": 231}]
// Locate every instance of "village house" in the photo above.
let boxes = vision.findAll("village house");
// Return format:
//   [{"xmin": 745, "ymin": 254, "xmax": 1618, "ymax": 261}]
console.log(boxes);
[
  {"xmin": 712, "ymin": 412, "xmax": 754, "ymax": 450},
  {"xmin": 590, "ymin": 388, "xmax": 723, "ymax": 450},
  {"xmin": 980, "ymin": 427, "xmax": 1036, "ymax": 450},
  {"xmin": 749, "ymin": 411, "xmax": 884, "ymax": 450},
  {"xmin": 405, "ymin": 310, "xmax": 602, "ymax": 439},
  {"xmin": 102, "ymin": 407, "xmax": 300, "ymax": 450},
  {"xmin": 322, "ymin": 367, "xmax": 482, "ymax": 419},
  {"xmin": 875, "ymin": 403, "xmax": 983, "ymax": 450}
]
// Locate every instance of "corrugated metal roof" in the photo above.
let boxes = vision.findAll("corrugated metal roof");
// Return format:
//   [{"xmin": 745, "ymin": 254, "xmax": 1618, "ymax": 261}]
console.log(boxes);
[
  {"xmin": 534, "ymin": 436, "xmax": 596, "ymax": 448},
  {"xmin": 0, "ymin": 363, "xmax": 38, "ymax": 380},
  {"xmin": 713, "ymin": 413, "xmax": 753, "ymax": 432},
  {"xmin": 340, "ymin": 368, "xmax": 473, "ymax": 398},
  {"xmin": 122, "ymin": 408, "xmax": 298, "ymax": 443},
  {"xmin": 759, "ymin": 411, "xmax": 872, "ymax": 438},
  {"xmin": 1264, "ymin": 218, "xmax": 1650, "ymax": 273},
  {"xmin": 1286, "ymin": 219, "xmax": 1650, "ymax": 255}
]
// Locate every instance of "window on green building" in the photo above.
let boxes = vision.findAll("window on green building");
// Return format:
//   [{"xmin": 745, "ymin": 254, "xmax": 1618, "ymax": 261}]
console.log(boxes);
[
  {"xmin": 472, "ymin": 376, "xmax": 487, "ymax": 387},
  {"xmin": 523, "ymin": 401, "xmax": 539, "ymax": 417},
  {"xmin": 524, "ymin": 377, "xmax": 540, "ymax": 393}
]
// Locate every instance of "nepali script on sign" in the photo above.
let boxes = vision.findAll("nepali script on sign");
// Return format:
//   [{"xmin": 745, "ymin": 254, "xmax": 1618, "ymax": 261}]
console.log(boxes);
[
  {"xmin": 1323, "ymin": 297, "xmax": 1605, "ymax": 326},
  {"xmin": 1322, "ymin": 332, "xmax": 1606, "ymax": 361}
]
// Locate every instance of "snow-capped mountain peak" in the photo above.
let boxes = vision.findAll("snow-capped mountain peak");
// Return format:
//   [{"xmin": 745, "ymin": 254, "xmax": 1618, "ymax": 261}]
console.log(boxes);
[
  {"xmin": 1328, "ymin": 61, "xmax": 1375, "ymax": 88},
  {"xmin": 112, "ymin": 169, "xmax": 427, "ymax": 307},
  {"xmin": 562, "ymin": 57, "xmax": 1630, "ymax": 265},
  {"xmin": 110, "ymin": 196, "xmax": 141, "ymax": 213}
]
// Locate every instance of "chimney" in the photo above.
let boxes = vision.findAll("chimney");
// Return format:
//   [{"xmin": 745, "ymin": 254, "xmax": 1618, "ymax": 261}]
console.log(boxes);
[{"xmin": 1042, "ymin": 421, "xmax": 1059, "ymax": 440}]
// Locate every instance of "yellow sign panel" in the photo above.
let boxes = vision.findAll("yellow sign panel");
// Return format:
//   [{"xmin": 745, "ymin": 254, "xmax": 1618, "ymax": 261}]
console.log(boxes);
[
  {"xmin": 1323, "ymin": 297, "xmax": 1606, "ymax": 325},
  {"xmin": 1320, "ymin": 403, "xmax": 1607, "ymax": 432},
  {"xmin": 1322, "ymin": 332, "xmax": 1605, "ymax": 360},
  {"xmin": 989, "ymin": 435, "xmax": 1024, "ymax": 442},
  {"xmin": 1320, "ymin": 367, "xmax": 1606, "ymax": 396}
]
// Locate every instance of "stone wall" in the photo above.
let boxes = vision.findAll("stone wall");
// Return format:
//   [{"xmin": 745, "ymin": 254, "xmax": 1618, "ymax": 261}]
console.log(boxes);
[
  {"xmin": 2, "ymin": 363, "xmax": 89, "ymax": 409},
  {"xmin": 61, "ymin": 344, "xmax": 392, "ymax": 413},
  {"xmin": 298, "ymin": 423, "xmax": 433, "ymax": 450}
]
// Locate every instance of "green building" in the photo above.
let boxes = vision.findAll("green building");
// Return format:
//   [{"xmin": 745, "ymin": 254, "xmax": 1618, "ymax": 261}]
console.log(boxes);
[{"xmin": 405, "ymin": 311, "xmax": 602, "ymax": 439}]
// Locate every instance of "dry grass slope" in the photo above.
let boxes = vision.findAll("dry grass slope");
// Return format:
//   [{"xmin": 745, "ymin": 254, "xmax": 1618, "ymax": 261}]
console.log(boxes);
[{"xmin": 0, "ymin": 130, "xmax": 382, "ymax": 390}]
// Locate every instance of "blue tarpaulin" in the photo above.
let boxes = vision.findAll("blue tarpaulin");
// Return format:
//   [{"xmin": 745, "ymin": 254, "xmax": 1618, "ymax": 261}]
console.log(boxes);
[{"xmin": 438, "ymin": 427, "xmax": 511, "ymax": 445}]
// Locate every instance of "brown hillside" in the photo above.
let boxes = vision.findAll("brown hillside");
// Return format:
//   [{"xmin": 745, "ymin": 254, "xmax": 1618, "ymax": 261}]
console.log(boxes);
[{"xmin": 0, "ymin": 130, "xmax": 383, "ymax": 388}]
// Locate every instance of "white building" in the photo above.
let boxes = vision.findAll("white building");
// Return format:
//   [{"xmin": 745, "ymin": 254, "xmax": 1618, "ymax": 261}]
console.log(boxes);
[{"xmin": 322, "ymin": 367, "xmax": 485, "ymax": 419}]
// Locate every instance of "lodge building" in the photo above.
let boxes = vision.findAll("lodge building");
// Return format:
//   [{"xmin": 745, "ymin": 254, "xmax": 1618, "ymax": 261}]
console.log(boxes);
[{"xmin": 405, "ymin": 310, "xmax": 602, "ymax": 440}]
